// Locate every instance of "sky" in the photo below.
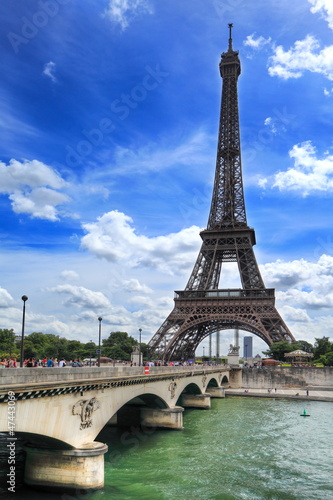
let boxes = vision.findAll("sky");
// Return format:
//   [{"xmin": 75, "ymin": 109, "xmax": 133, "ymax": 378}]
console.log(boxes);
[{"xmin": 0, "ymin": 0, "xmax": 333, "ymax": 358}]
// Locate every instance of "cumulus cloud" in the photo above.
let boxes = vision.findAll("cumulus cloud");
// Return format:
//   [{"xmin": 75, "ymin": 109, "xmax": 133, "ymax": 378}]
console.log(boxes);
[
  {"xmin": 268, "ymin": 34, "xmax": 333, "ymax": 81},
  {"xmin": 308, "ymin": 0, "xmax": 333, "ymax": 30},
  {"xmin": 122, "ymin": 278, "xmax": 152, "ymax": 294},
  {"xmin": 261, "ymin": 254, "xmax": 333, "ymax": 311},
  {"xmin": 324, "ymin": 87, "xmax": 333, "ymax": 95},
  {"xmin": 60, "ymin": 270, "xmax": 80, "ymax": 282},
  {"xmin": 49, "ymin": 284, "xmax": 111, "ymax": 309},
  {"xmin": 0, "ymin": 287, "xmax": 14, "ymax": 307},
  {"xmin": 43, "ymin": 61, "xmax": 57, "ymax": 83},
  {"xmin": 104, "ymin": 0, "xmax": 153, "ymax": 30},
  {"xmin": 279, "ymin": 305, "xmax": 312, "ymax": 323},
  {"xmin": 243, "ymin": 33, "xmax": 272, "ymax": 50},
  {"xmin": 81, "ymin": 210, "xmax": 201, "ymax": 275},
  {"xmin": 0, "ymin": 159, "xmax": 70, "ymax": 220},
  {"xmin": 272, "ymin": 141, "xmax": 333, "ymax": 194},
  {"xmin": 9, "ymin": 188, "xmax": 70, "ymax": 220}
]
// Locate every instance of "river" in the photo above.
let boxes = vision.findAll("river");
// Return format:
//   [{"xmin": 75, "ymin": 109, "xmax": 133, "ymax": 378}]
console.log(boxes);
[{"xmin": 1, "ymin": 397, "xmax": 332, "ymax": 499}]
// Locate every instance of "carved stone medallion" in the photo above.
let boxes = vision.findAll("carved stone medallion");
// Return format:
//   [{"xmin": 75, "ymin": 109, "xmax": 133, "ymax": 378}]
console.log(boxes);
[{"xmin": 72, "ymin": 397, "xmax": 101, "ymax": 430}]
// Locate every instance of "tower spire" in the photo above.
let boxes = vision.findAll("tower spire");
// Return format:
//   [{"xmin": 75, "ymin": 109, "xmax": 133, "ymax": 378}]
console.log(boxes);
[{"xmin": 228, "ymin": 23, "xmax": 233, "ymax": 51}]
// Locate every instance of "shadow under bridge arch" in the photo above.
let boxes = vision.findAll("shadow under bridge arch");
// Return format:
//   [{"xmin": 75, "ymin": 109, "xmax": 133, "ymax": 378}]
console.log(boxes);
[{"xmin": 106, "ymin": 393, "xmax": 169, "ymax": 429}]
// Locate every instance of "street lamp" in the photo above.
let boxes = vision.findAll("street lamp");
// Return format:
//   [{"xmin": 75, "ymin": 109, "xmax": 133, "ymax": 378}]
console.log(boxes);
[
  {"xmin": 203, "ymin": 346, "xmax": 205, "ymax": 362},
  {"xmin": 98, "ymin": 317, "xmax": 102, "ymax": 367},
  {"xmin": 20, "ymin": 295, "xmax": 28, "ymax": 368},
  {"xmin": 89, "ymin": 340, "xmax": 93, "ymax": 366},
  {"xmin": 138, "ymin": 328, "xmax": 142, "ymax": 366}
]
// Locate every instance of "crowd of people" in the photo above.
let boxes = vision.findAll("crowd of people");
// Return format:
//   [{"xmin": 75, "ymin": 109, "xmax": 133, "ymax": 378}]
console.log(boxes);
[
  {"xmin": 0, "ymin": 357, "xmax": 225, "ymax": 368},
  {"xmin": 0, "ymin": 357, "xmax": 82, "ymax": 368}
]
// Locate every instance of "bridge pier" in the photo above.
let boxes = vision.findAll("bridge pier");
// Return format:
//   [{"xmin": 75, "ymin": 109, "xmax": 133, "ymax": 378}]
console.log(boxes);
[
  {"xmin": 207, "ymin": 387, "xmax": 225, "ymax": 398},
  {"xmin": 24, "ymin": 441, "xmax": 108, "ymax": 492},
  {"xmin": 179, "ymin": 393, "xmax": 211, "ymax": 409},
  {"xmin": 140, "ymin": 406, "xmax": 184, "ymax": 430}
]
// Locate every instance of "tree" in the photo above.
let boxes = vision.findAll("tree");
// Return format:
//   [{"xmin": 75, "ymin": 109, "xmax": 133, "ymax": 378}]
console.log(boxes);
[
  {"xmin": 322, "ymin": 351, "xmax": 333, "ymax": 366},
  {"xmin": 262, "ymin": 341, "xmax": 301, "ymax": 362},
  {"xmin": 297, "ymin": 340, "xmax": 313, "ymax": 353},
  {"xmin": 103, "ymin": 331, "xmax": 138, "ymax": 361},
  {"xmin": 0, "ymin": 329, "xmax": 17, "ymax": 357},
  {"xmin": 313, "ymin": 337, "xmax": 332, "ymax": 360}
]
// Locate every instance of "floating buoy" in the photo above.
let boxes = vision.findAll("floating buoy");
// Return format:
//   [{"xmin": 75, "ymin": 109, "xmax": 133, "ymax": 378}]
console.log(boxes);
[{"xmin": 300, "ymin": 409, "xmax": 310, "ymax": 417}]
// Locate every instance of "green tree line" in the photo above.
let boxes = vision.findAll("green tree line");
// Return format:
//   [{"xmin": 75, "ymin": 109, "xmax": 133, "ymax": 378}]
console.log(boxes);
[
  {"xmin": 262, "ymin": 337, "xmax": 333, "ymax": 366},
  {"xmin": 0, "ymin": 329, "xmax": 147, "ymax": 362}
]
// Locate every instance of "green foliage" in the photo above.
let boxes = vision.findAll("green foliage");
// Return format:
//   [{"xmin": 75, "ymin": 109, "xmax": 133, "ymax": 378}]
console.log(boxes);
[
  {"xmin": 0, "ymin": 329, "xmax": 17, "ymax": 357},
  {"xmin": 313, "ymin": 337, "xmax": 332, "ymax": 360},
  {"xmin": 262, "ymin": 341, "xmax": 303, "ymax": 362},
  {"xmin": 297, "ymin": 340, "xmax": 314, "ymax": 353},
  {"xmin": 102, "ymin": 331, "xmax": 139, "ymax": 361}
]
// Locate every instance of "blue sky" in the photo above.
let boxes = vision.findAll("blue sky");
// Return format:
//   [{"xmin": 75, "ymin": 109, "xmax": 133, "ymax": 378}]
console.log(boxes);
[{"xmin": 1, "ymin": 0, "xmax": 333, "ymax": 357}]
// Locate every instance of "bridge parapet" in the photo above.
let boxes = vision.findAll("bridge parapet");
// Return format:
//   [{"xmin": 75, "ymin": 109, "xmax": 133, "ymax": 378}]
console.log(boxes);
[{"xmin": 0, "ymin": 364, "xmax": 231, "ymax": 389}]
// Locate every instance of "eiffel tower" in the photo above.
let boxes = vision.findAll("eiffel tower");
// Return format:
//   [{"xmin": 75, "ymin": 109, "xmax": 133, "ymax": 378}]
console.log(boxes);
[{"xmin": 148, "ymin": 25, "xmax": 295, "ymax": 361}]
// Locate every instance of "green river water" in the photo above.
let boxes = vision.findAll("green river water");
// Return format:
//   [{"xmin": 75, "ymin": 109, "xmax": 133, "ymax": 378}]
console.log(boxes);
[{"xmin": 1, "ymin": 397, "xmax": 332, "ymax": 499}]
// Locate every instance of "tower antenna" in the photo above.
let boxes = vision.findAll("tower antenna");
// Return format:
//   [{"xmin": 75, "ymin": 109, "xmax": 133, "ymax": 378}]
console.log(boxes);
[{"xmin": 228, "ymin": 23, "xmax": 233, "ymax": 51}]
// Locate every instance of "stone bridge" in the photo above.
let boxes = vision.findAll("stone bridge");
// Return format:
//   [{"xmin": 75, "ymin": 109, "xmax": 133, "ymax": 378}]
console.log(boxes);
[{"xmin": 0, "ymin": 365, "xmax": 241, "ymax": 492}]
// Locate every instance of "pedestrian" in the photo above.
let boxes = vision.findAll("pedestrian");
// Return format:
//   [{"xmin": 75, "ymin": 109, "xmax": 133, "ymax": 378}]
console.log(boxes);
[{"xmin": 306, "ymin": 390, "xmax": 309, "ymax": 396}]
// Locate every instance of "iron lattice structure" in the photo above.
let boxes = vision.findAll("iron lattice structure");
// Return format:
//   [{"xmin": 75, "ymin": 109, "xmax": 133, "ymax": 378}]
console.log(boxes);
[{"xmin": 148, "ymin": 25, "xmax": 295, "ymax": 361}]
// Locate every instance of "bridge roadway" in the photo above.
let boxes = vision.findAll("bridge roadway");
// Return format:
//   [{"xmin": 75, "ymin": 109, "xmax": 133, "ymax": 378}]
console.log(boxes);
[{"xmin": 0, "ymin": 365, "xmax": 240, "ymax": 492}]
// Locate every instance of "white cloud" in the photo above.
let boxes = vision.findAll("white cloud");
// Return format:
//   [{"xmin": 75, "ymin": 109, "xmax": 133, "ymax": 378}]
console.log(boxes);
[
  {"xmin": 262, "ymin": 254, "xmax": 333, "ymax": 303},
  {"xmin": 81, "ymin": 210, "xmax": 201, "ymax": 275},
  {"xmin": 9, "ymin": 188, "xmax": 70, "ymax": 221},
  {"xmin": 243, "ymin": 33, "xmax": 272, "ymax": 50},
  {"xmin": 324, "ymin": 87, "xmax": 333, "ymax": 95},
  {"xmin": 279, "ymin": 305, "xmax": 311, "ymax": 323},
  {"xmin": 43, "ymin": 61, "xmax": 57, "ymax": 83},
  {"xmin": 0, "ymin": 287, "xmax": 14, "ymax": 307},
  {"xmin": 308, "ymin": 0, "xmax": 333, "ymax": 30},
  {"xmin": 122, "ymin": 278, "xmax": 152, "ymax": 294},
  {"xmin": 271, "ymin": 141, "xmax": 333, "ymax": 195},
  {"xmin": 112, "ymin": 130, "xmax": 211, "ymax": 174},
  {"xmin": 258, "ymin": 254, "xmax": 333, "ymax": 342},
  {"xmin": 49, "ymin": 284, "xmax": 111, "ymax": 309},
  {"xmin": 268, "ymin": 34, "xmax": 333, "ymax": 81},
  {"xmin": 0, "ymin": 159, "xmax": 71, "ymax": 220},
  {"xmin": 60, "ymin": 270, "xmax": 80, "ymax": 282},
  {"xmin": 104, "ymin": 0, "xmax": 153, "ymax": 30}
]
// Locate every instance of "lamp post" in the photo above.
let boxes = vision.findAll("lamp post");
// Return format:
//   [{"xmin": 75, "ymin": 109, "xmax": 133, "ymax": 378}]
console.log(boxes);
[
  {"xmin": 203, "ymin": 346, "xmax": 205, "ymax": 363},
  {"xmin": 20, "ymin": 295, "xmax": 28, "ymax": 368},
  {"xmin": 89, "ymin": 340, "xmax": 93, "ymax": 366},
  {"xmin": 98, "ymin": 317, "xmax": 102, "ymax": 367},
  {"xmin": 138, "ymin": 328, "xmax": 142, "ymax": 366}
]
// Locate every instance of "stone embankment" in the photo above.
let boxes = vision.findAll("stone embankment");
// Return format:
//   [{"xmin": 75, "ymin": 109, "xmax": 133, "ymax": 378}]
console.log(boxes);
[
  {"xmin": 229, "ymin": 366, "xmax": 333, "ymax": 402},
  {"xmin": 225, "ymin": 387, "xmax": 333, "ymax": 402},
  {"xmin": 241, "ymin": 366, "xmax": 333, "ymax": 388}
]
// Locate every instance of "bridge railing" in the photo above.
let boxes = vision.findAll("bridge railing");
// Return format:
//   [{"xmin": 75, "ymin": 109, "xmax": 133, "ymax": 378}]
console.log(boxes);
[{"xmin": 0, "ymin": 364, "xmax": 231, "ymax": 388}]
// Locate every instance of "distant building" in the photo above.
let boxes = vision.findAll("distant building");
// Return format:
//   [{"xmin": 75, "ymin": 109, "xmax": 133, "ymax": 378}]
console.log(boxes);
[{"xmin": 243, "ymin": 337, "xmax": 253, "ymax": 359}]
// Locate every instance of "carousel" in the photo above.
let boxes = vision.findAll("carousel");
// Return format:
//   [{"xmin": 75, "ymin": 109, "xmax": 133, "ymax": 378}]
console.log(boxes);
[{"xmin": 284, "ymin": 349, "xmax": 313, "ymax": 365}]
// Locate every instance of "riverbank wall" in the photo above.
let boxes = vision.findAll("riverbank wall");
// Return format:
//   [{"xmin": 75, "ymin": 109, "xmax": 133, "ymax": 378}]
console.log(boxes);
[{"xmin": 241, "ymin": 367, "xmax": 333, "ymax": 389}]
